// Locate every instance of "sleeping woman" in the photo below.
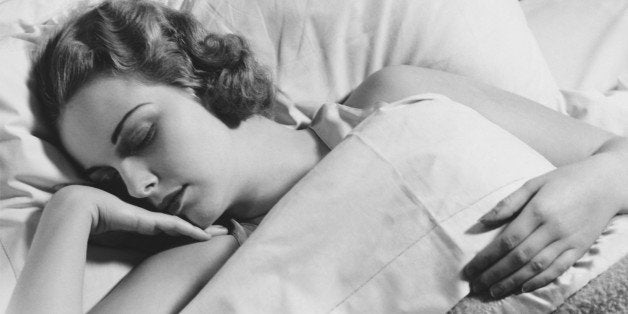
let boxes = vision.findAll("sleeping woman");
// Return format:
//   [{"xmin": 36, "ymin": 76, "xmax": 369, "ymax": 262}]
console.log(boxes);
[{"xmin": 8, "ymin": 0, "xmax": 628, "ymax": 313}]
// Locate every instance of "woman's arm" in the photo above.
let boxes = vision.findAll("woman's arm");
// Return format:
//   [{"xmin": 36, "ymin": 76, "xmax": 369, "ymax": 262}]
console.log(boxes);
[
  {"xmin": 344, "ymin": 65, "xmax": 616, "ymax": 167},
  {"xmin": 89, "ymin": 235, "xmax": 238, "ymax": 313},
  {"xmin": 344, "ymin": 65, "xmax": 628, "ymax": 297},
  {"xmin": 7, "ymin": 189, "xmax": 93, "ymax": 314},
  {"xmin": 346, "ymin": 65, "xmax": 628, "ymax": 212},
  {"xmin": 7, "ymin": 186, "xmax": 221, "ymax": 314}
]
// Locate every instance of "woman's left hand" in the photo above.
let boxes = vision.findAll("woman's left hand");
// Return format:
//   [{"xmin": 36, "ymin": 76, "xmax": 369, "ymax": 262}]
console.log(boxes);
[{"xmin": 463, "ymin": 152, "xmax": 628, "ymax": 298}]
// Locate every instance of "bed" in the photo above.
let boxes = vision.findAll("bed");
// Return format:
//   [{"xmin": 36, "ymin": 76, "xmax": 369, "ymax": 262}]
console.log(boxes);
[{"xmin": 1, "ymin": 0, "xmax": 628, "ymax": 312}]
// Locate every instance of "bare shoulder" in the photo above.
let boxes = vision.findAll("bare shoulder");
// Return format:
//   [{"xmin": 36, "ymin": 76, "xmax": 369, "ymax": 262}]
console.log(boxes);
[
  {"xmin": 343, "ymin": 65, "xmax": 473, "ymax": 110},
  {"xmin": 343, "ymin": 65, "xmax": 613, "ymax": 168}
]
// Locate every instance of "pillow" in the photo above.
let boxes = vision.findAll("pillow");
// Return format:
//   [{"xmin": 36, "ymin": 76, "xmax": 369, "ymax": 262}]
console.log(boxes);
[
  {"xmin": 0, "ymin": 0, "xmax": 562, "ymax": 310},
  {"xmin": 521, "ymin": 0, "xmax": 628, "ymax": 92},
  {"xmin": 521, "ymin": 0, "xmax": 628, "ymax": 137},
  {"xmin": 181, "ymin": 96, "xmax": 628, "ymax": 313},
  {"xmin": 0, "ymin": 0, "xmax": 186, "ymax": 37},
  {"xmin": 561, "ymin": 89, "xmax": 628, "ymax": 136},
  {"xmin": 186, "ymin": 0, "xmax": 564, "ymax": 124}
]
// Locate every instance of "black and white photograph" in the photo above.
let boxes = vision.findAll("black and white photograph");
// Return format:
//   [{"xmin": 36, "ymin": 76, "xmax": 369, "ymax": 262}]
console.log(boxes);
[{"xmin": 1, "ymin": 0, "xmax": 628, "ymax": 313}]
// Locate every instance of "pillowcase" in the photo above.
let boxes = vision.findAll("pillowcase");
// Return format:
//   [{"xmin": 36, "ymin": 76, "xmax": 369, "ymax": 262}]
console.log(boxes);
[
  {"xmin": 186, "ymin": 0, "xmax": 564, "ymax": 125},
  {"xmin": 521, "ymin": 0, "xmax": 628, "ymax": 92},
  {"xmin": 520, "ymin": 0, "xmax": 628, "ymax": 137}
]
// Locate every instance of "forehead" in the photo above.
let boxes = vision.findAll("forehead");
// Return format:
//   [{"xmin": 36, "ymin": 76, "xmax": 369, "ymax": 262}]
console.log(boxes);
[
  {"xmin": 59, "ymin": 76, "xmax": 161, "ymax": 167},
  {"xmin": 63, "ymin": 76, "xmax": 149, "ymax": 123}
]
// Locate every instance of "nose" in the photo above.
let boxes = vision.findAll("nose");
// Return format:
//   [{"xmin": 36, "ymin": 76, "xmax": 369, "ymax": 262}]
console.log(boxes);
[{"xmin": 118, "ymin": 158, "xmax": 158, "ymax": 199}]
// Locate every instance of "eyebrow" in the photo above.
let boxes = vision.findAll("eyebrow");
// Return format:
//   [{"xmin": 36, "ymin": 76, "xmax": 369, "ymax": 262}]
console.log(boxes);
[{"xmin": 111, "ymin": 102, "xmax": 151, "ymax": 144}]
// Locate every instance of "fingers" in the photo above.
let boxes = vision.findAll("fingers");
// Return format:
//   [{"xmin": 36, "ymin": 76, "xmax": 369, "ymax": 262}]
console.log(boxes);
[
  {"xmin": 205, "ymin": 225, "xmax": 230, "ymax": 236},
  {"xmin": 156, "ymin": 214, "xmax": 224, "ymax": 241},
  {"xmin": 485, "ymin": 240, "xmax": 563, "ymax": 298},
  {"xmin": 479, "ymin": 179, "xmax": 541, "ymax": 224},
  {"xmin": 464, "ymin": 207, "xmax": 540, "ymax": 280},
  {"xmin": 103, "ymin": 198, "xmax": 229, "ymax": 242},
  {"xmin": 470, "ymin": 225, "xmax": 556, "ymax": 294},
  {"xmin": 135, "ymin": 210, "xmax": 223, "ymax": 241},
  {"xmin": 521, "ymin": 249, "xmax": 580, "ymax": 293}
]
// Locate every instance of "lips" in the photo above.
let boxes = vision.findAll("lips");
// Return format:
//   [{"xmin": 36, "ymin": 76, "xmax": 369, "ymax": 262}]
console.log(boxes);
[{"xmin": 160, "ymin": 185, "xmax": 187, "ymax": 216}]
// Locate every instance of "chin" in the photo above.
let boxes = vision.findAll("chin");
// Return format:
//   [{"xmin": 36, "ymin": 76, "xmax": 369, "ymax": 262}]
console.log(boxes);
[
  {"xmin": 185, "ymin": 204, "xmax": 225, "ymax": 229},
  {"xmin": 180, "ymin": 189, "xmax": 226, "ymax": 228}
]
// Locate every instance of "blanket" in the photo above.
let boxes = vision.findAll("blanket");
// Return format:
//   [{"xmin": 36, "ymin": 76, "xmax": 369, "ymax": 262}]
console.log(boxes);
[
  {"xmin": 180, "ymin": 96, "xmax": 628, "ymax": 313},
  {"xmin": 1, "ymin": 0, "xmax": 627, "ymax": 311}
]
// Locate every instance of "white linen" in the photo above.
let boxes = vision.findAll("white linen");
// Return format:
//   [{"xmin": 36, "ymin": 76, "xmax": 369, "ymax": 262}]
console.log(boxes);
[
  {"xmin": 186, "ymin": 0, "xmax": 565, "ymax": 123},
  {"xmin": 521, "ymin": 0, "xmax": 628, "ymax": 92},
  {"xmin": 182, "ymin": 95, "xmax": 628, "ymax": 313},
  {"xmin": 0, "ymin": 0, "xmax": 565, "ymax": 310},
  {"xmin": 522, "ymin": 0, "xmax": 628, "ymax": 136},
  {"xmin": 561, "ymin": 89, "xmax": 628, "ymax": 136},
  {"xmin": 1, "ymin": 0, "xmax": 626, "ymax": 311}
]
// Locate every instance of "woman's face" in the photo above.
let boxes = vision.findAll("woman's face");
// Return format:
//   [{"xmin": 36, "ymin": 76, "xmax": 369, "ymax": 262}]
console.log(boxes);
[{"xmin": 60, "ymin": 75, "xmax": 243, "ymax": 228}]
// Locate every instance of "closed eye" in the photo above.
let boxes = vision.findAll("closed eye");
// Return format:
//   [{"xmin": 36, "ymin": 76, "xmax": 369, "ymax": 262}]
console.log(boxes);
[{"xmin": 120, "ymin": 122, "xmax": 157, "ymax": 156}]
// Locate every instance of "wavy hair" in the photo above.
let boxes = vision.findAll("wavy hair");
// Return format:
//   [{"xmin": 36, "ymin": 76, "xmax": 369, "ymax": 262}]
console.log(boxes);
[{"xmin": 33, "ymin": 0, "xmax": 274, "ymax": 130}]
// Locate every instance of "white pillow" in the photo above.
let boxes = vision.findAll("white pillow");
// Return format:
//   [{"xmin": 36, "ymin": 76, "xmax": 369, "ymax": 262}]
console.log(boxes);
[
  {"xmin": 187, "ymin": 0, "xmax": 564, "ymax": 124},
  {"xmin": 521, "ymin": 0, "xmax": 628, "ymax": 92}
]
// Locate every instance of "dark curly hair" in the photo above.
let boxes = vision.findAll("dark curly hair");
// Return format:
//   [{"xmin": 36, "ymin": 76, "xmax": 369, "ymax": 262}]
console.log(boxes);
[{"xmin": 33, "ymin": 0, "xmax": 274, "ymax": 130}]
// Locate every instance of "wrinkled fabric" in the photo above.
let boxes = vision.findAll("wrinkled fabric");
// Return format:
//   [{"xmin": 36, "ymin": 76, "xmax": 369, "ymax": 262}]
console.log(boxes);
[
  {"xmin": 183, "ymin": 95, "xmax": 628, "ymax": 313},
  {"xmin": 0, "ymin": 0, "xmax": 564, "ymax": 310},
  {"xmin": 181, "ymin": 96, "xmax": 545, "ymax": 313}
]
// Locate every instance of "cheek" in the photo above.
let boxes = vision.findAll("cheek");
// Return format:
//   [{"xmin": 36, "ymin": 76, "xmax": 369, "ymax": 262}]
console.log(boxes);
[{"xmin": 155, "ymin": 113, "xmax": 232, "ymax": 181}]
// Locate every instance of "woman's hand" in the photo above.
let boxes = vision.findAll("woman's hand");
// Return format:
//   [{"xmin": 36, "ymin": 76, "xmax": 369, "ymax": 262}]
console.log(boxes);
[
  {"xmin": 54, "ymin": 185, "xmax": 227, "ymax": 242},
  {"xmin": 9, "ymin": 185, "xmax": 226, "ymax": 314},
  {"xmin": 463, "ymin": 152, "xmax": 628, "ymax": 298}
]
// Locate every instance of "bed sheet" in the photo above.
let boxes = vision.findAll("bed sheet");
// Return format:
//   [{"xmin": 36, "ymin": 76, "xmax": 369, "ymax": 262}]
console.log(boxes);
[
  {"xmin": 0, "ymin": 0, "xmax": 624, "ymax": 312},
  {"xmin": 182, "ymin": 96, "xmax": 628, "ymax": 313},
  {"xmin": 522, "ymin": 0, "xmax": 628, "ymax": 92},
  {"xmin": 522, "ymin": 0, "xmax": 628, "ymax": 136}
]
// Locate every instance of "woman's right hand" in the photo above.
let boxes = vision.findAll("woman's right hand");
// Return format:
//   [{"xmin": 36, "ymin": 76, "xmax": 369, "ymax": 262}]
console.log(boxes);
[{"xmin": 53, "ymin": 185, "xmax": 226, "ymax": 241}]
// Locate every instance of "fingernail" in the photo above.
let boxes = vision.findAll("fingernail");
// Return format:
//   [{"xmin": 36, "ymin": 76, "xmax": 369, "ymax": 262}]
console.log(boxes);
[
  {"xmin": 205, "ymin": 225, "xmax": 228, "ymax": 233},
  {"xmin": 197, "ymin": 232, "xmax": 212, "ymax": 240},
  {"xmin": 490, "ymin": 286, "xmax": 503, "ymax": 298},
  {"xmin": 479, "ymin": 209, "xmax": 496, "ymax": 222}
]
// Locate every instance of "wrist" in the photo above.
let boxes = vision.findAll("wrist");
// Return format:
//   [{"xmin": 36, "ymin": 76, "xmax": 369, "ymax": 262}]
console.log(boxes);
[
  {"xmin": 45, "ymin": 186, "xmax": 97, "ymax": 232},
  {"xmin": 591, "ymin": 149, "xmax": 628, "ymax": 214}
]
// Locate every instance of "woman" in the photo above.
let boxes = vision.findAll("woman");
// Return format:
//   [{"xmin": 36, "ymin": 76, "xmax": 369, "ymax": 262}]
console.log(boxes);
[{"xmin": 8, "ymin": 0, "xmax": 628, "ymax": 312}]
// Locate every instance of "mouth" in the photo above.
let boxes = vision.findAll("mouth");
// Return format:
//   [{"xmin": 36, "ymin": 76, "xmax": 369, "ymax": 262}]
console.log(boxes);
[{"xmin": 160, "ymin": 185, "xmax": 188, "ymax": 216}]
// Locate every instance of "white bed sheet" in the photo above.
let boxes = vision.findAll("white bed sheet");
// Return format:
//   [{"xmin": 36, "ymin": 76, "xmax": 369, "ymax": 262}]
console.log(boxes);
[
  {"xmin": 0, "ymin": 0, "xmax": 627, "ymax": 312},
  {"xmin": 0, "ymin": 0, "xmax": 565, "ymax": 310},
  {"xmin": 522, "ymin": 0, "xmax": 628, "ymax": 136},
  {"xmin": 522, "ymin": 0, "xmax": 628, "ymax": 92},
  {"xmin": 182, "ymin": 96, "xmax": 628, "ymax": 313}
]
